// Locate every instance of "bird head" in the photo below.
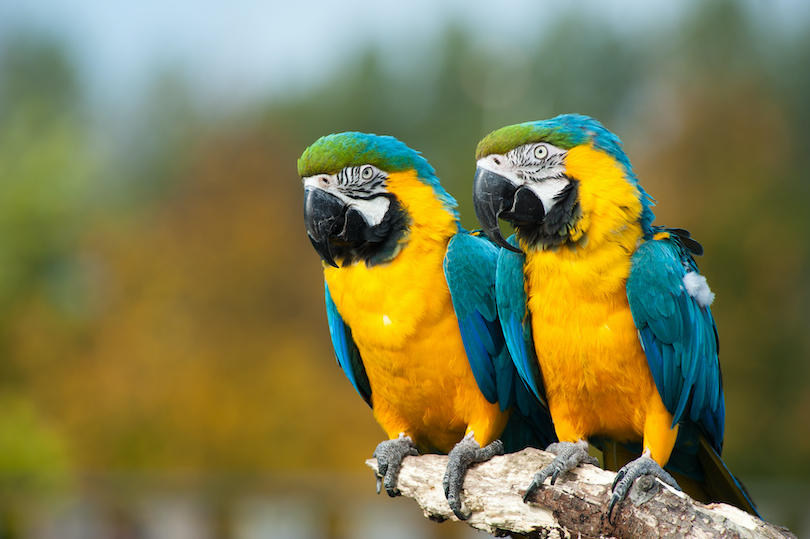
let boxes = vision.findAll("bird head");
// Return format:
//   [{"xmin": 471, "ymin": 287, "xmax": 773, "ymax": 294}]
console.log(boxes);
[
  {"xmin": 472, "ymin": 114, "xmax": 654, "ymax": 253},
  {"xmin": 299, "ymin": 132, "xmax": 457, "ymax": 268}
]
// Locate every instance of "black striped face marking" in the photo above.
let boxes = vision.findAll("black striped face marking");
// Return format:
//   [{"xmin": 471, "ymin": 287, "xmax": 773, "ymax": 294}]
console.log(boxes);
[
  {"xmin": 474, "ymin": 142, "xmax": 585, "ymax": 251},
  {"xmin": 507, "ymin": 143, "xmax": 568, "ymax": 184},
  {"xmin": 476, "ymin": 143, "xmax": 570, "ymax": 215},
  {"xmin": 304, "ymin": 165, "xmax": 391, "ymax": 226}
]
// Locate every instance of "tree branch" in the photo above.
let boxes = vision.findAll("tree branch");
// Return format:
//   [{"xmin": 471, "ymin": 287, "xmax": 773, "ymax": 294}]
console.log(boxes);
[{"xmin": 366, "ymin": 448, "xmax": 795, "ymax": 539}]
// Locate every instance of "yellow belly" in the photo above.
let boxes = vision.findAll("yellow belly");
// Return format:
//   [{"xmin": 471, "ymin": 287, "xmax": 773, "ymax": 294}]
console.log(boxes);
[
  {"xmin": 522, "ymin": 223, "xmax": 662, "ymax": 445},
  {"xmin": 520, "ymin": 146, "xmax": 678, "ymax": 465},
  {"xmin": 326, "ymin": 258, "xmax": 507, "ymax": 453},
  {"xmin": 366, "ymin": 297, "xmax": 505, "ymax": 453},
  {"xmin": 527, "ymin": 280, "xmax": 655, "ymax": 443}
]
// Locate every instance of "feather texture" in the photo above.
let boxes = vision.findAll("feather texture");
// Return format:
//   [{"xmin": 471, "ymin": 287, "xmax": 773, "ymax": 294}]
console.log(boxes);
[
  {"xmin": 627, "ymin": 231, "xmax": 723, "ymax": 445},
  {"xmin": 445, "ymin": 231, "xmax": 556, "ymax": 450},
  {"xmin": 476, "ymin": 115, "xmax": 757, "ymax": 515},
  {"xmin": 495, "ymin": 234, "xmax": 546, "ymax": 406},
  {"xmin": 324, "ymin": 281, "xmax": 372, "ymax": 406},
  {"xmin": 304, "ymin": 132, "xmax": 555, "ymax": 456}
]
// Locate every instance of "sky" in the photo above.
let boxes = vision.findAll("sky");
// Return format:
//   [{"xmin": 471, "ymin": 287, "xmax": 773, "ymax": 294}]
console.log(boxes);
[{"xmin": 0, "ymin": 0, "xmax": 807, "ymax": 111}]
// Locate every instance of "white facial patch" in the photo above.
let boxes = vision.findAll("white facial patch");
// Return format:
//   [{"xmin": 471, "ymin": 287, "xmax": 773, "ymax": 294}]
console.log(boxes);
[
  {"xmin": 476, "ymin": 142, "xmax": 570, "ymax": 213},
  {"xmin": 476, "ymin": 155, "xmax": 522, "ymax": 184},
  {"xmin": 349, "ymin": 196, "xmax": 391, "ymax": 226},
  {"xmin": 526, "ymin": 178, "xmax": 570, "ymax": 213},
  {"xmin": 682, "ymin": 272, "xmax": 715, "ymax": 307},
  {"xmin": 303, "ymin": 175, "xmax": 391, "ymax": 226}
]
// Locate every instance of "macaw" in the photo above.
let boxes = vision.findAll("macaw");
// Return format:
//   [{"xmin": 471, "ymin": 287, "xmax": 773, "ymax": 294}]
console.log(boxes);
[
  {"xmin": 471, "ymin": 114, "xmax": 758, "ymax": 519},
  {"xmin": 299, "ymin": 132, "xmax": 555, "ymax": 519}
]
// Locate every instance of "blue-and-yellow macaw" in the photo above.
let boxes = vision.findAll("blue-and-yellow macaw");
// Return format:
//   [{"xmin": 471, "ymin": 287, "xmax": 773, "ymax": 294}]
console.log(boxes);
[
  {"xmin": 299, "ymin": 132, "xmax": 555, "ymax": 519},
  {"xmin": 471, "ymin": 114, "xmax": 758, "ymax": 519}
]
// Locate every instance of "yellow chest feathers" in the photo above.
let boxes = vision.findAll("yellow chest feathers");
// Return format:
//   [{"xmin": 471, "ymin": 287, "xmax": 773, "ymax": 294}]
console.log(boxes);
[
  {"xmin": 323, "ymin": 169, "xmax": 458, "ymax": 350},
  {"xmin": 523, "ymin": 146, "xmax": 658, "ymax": 439},
  {"xmin": 322, "ymin": 170, "xmax": 506, "ymax": 450},
  {"xmin": 524, "ymin": 143, "xmax": 646, "ymax": 327}
]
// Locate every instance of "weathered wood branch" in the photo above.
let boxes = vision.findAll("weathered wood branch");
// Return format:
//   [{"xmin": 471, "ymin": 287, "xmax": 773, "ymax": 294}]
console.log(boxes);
[{"xmin": 366, "ymin": 448, "xmax": 795, "ymax": 539}]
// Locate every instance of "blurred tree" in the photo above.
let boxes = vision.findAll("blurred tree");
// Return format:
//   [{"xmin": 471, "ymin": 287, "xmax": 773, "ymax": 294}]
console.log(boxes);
[
  {"xmin": 0, "ymin": 33, "xmax": 80, "ymax": 124},
  {"xmin": 10, "ymin": 128, "xmax": 383, "ymax": 471},
  {"xmin": 0, "ymin": 33, "xmax": 96, "ymax": 334},
  {"xmin": 0, "ymin": 31, "xmax": 86, "ymax": 537}
]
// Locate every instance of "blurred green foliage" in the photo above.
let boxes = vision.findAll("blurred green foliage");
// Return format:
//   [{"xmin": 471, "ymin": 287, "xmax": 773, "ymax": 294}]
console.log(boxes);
[{"xmin": 0, "ymin": 0, "xmax": 808, "ymax": 516}]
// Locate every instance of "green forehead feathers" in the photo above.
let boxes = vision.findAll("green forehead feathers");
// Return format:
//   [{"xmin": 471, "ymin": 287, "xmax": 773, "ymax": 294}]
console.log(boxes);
[
  {"xmin": 476, "ymin": 120, "xmax": 586, "ymax": 160},
  {"xmin": 476, "ymin": 114, "xmax": 631, "ymax": 178},
  {"xmin": 298, "ymin": 131, "xmax": 458, "ymax": 217},
  {"xmin": 476, "ymin": 113, "xmax": 655, "ymax": 235},
  {"xmin": 298, "ymin": 132, "xmax": 434, "ymax": 179}
]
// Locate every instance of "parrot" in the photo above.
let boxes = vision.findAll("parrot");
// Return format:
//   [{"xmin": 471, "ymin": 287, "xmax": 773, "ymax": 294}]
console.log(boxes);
[
  {"xmin": 299, "ymin": 131, "xmax": 556, "ymax": 520},
  {"xmin": 470, "ymin": 113, "xmax": 758, "ymax": 519}
]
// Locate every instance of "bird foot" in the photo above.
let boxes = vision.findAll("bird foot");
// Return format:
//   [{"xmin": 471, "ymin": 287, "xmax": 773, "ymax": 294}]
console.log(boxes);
[
  {"xmin": 607, "ymin": 453, "xmax": 680, "ymax": 522},
  {"xmin": 372, "ymin": 434, "xmax": 418, "ymax": 497},
  {"xmin": 443, "ymin": 433, "xmax": 504, "ymax": 520},
  {"xmin": 524, "ymin": 440, "xmax": 599, "ymax": 502}
]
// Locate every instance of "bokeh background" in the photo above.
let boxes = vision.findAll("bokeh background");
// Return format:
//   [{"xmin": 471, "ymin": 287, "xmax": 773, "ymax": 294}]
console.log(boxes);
[{"xmin": 0, "ymin": 0, "xmax": 809, "ymax": 536}]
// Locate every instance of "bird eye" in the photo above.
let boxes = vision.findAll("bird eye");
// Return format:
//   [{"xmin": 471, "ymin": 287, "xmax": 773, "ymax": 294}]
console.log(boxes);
[
  {"xmin": 318, "ymin": 175, "xmax": 331, "ymax": 187},
  {"xmin": 360, "ymin": 165, "xmax": 375, "ymax": 180},
  {"xmin": 533, "ymin": 144, "xmax": 548, "ymax": 160}
]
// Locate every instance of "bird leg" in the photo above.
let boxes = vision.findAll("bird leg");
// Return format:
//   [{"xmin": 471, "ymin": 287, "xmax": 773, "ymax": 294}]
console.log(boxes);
[
  {"xmin": 443, "ymin": 432, "xmax": 504, "ymax": 520},
  {"xmin": 607, "ymin": 449, "xmax": 680, "ymax": 522},
  {"xmin": 372, "ymin": 433, "xmax": 418, "ymax": 497},
  {"xmin": 524, "ymin": 440, "xmax": 599, "ymax": 502}
]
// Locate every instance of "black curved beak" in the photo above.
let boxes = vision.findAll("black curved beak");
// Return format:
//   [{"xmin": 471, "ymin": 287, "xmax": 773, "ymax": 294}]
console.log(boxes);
[
  {"xmin": 473, "ymin": 167, "xmax": 522, "ymax": 253},
  {"xmin": 303, "ymin": 187, "xmax": 344, "ymax": 268}
]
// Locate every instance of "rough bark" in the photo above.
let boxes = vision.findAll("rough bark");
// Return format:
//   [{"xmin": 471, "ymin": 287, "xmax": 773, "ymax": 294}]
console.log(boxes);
[{"xmin": 365, "ymin": 448, "xmax": 795, "ymax": 539}]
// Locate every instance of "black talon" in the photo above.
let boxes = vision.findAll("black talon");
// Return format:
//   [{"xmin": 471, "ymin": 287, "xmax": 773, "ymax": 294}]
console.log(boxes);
[
  {"xmin": 523, "ymin": 441, "xmax": 599, "ymax": 503},
  {"xmin": 523, "ymin": 476, "xmax": 544, "ymax": 503},
  {"xmin": 607, "ymin": 454, "xmax": 680, "ymax": 523},
  {"xmin": 372, "ymin": 435, "xmax": 418, "ymax": 497},
  {"xmin": 443, "ymin": 436, "xmax": 504, "ymax": 520},
  {"xmin": 607, "ymin": 490, "xmax": 623, "ymax": 522}
]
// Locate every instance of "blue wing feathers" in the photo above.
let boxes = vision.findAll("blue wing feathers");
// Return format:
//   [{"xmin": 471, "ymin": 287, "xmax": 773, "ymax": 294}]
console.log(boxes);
[
  {"xmin": 627, "ymin": 231, "xmax": 723, "ymax": 449},
  {"xmin": 495, "ymin": 236, "xmax": 546, "ymax": 405},
  {"xmin": 460, "ymin": 311, "xmax": 499, "ymax": 403},
  {"xmin": 493, "ymin": 345, "xmax": 515, "ymax": 412},
  {"xmin": 444, "ymin": 233, "xmax": 503, "ymax": 405},
  {"xmin": 625, "ymin": 232, "xmax": 759, "ymax": 515},
  {"xmin": 445, "ymin": 232, "xmax": 555, "ymax": 448},
  {"xmin": 324, "ymin": 281, "xmax": 372, "ymax": 407}
]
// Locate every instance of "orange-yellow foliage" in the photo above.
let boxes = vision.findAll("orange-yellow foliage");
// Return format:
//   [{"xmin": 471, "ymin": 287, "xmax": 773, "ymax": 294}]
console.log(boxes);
[{"xmin": 9, "ymin": 132, "xmax": 384, "ymax": 472}]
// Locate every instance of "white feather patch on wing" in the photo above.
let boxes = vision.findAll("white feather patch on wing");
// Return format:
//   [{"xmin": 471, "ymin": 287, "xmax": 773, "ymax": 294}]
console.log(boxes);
[{"xmin": 683, "ymin": 272, "xmax": 715, "ymax": 307}]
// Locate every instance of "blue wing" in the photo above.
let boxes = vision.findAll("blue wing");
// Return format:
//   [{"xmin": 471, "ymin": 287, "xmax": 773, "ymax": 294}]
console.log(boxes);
[
  {"xmin": 444, "ymin": 231, "xmax": 555, "ymax": 449},
  {"xmin": 444, "ymin": 232, "xmax": 508, "ymax": 408},
  {"xmin": 607, "ymin": 231, "xmax": 758, "ymax": 516},
  {"xmin": 494, "ymin": 234, "xmax": 547, "ymax": 407},
  {"xmin": 626, "ymin": 230, "xmax": 723, "ymax": 453},
  {"xmin": 324, "ymin": 281, "xmax": 372, "ymax": 407}
]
